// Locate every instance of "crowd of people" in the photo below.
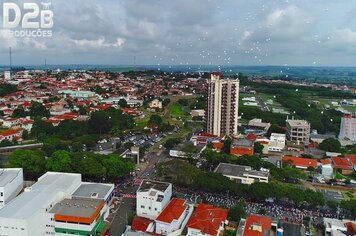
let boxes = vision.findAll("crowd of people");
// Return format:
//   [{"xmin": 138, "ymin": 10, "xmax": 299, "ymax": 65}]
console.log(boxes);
[
  {"xmin": 245, "ymin": 201, "xmax": 345, "ymax": 225},
  {"xmin": 174, "ymin": 186, "xmax": 353, "ymax": 225}
]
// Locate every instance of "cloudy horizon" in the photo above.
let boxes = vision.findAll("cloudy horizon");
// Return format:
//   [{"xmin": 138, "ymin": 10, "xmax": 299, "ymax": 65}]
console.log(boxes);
[{"xmin": 1, "ymin": 0, "xmax": 356, "ymax": 66}]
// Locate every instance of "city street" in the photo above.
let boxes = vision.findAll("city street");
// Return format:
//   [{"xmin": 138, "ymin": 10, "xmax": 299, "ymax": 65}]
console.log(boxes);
[{"xmin": 106, "ymin": 148, "xmax": 170, "ymax": 236}]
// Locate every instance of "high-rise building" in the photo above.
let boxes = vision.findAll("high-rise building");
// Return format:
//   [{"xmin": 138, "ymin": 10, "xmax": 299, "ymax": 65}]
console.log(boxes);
[
  {"xmin": 206, "ymin": 72, "xmax": 239, "ymax": 136},
  {"xmin": 4, "ymin": 71, "xmax": 11, "ymax": 81}
]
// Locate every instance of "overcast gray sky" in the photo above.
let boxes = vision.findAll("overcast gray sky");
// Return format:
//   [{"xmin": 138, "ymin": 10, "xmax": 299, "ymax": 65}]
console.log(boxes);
[{"xmin": 1, "ymin": 0, "xmax": 356, "ymax": 66}]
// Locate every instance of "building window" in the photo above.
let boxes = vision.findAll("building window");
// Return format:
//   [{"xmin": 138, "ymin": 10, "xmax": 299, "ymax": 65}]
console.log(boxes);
[{"xmin": 141, "ymin": 205, "xmax": 145, "ymax": 208}]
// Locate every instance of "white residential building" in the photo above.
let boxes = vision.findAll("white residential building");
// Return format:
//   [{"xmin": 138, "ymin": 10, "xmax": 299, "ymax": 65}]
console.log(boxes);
[
  {"xmin": 268, "ymin": 133, "xmax": 286, "ymax": 152},
  {"xmin": 248, "ymin": 118, "xmax": 271, "ymax": 131},
  {"xmin": 215, "ymin": 163, "xmax": 269, "ymax": 185},
  {"xmin": 136, "ymin": 180, "xmax": 172, "ymax": 220},
  {"xmin": 0, "ymin": 168, "xmax": 23, "ymax": 209},
  {"xmin": 155, "ymin": 198, "xmax": 194, "ymax": 235},
  {"xmin": 186, "ymin": 204, "xmax": 228, "ymax": 236}
]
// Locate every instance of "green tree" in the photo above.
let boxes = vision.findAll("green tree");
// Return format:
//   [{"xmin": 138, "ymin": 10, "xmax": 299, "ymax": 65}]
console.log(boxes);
[
  {"xmin": 181, "ymin": 143, "xmax": 199, "ymax": 154},
  {"xmin": 118, "ymin": 99, "xmax": 127, "ymax": 108},
  {"xmin": 102, "ymin": 154, "xmax": 135, "ymax": 180},
  {"xmin": 0, "ymin": 139, "xmax": 13, "ymax": 147},
  {"xmin": 267, "ymin": 124, "xmax": 285, "ymax": 137},
  {"xmin": 254, "ymin": 142, "xmax": 264, "ymax": 154},
  {"xmin": 164, "ymin": 138, "xmax": 181, "ymax": 149},
  {"xmin": 30, "ymin": 101, "xmax": 50, "ymax": 118},
  {"xmin": 46, "ymin": 150, "xmax": 72, "ymax": 172},
  {"xmin": 148, "ymin": 115, "xmax": 163, "ymax": 125},
  {"xmin": 223, "ymin": 136, "xmax": 232, "ymax": 154},
  {"xmin": 12, "ymin": 106, "xmax": 27, "ymax": 118},
  {"xmin": 229, "ymin": 200, "xmax": 246, "ymax": 222},
  {"xmin": 320, "ymin": 138, "xmax": 341, "ymax": 152},
  {"xmin": 9, "ymin": 150, "xmax": 46, "ymax": 177},
  {"xmin": 31, "ymin": 119, "xmax": 55, "ymax": 137},
  {"xmin": 88, "ymin": 111, "xmax": 113, "ymax": 135}
]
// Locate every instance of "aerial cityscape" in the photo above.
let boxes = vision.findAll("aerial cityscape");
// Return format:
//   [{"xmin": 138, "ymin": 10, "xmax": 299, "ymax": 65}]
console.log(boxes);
[{"xmin": 0, "ymin": 1, "xmax": 355, "ymax": 236}]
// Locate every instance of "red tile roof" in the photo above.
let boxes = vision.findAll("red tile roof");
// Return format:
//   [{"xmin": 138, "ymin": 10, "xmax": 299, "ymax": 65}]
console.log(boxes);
[
  {"xmin": 282, "ymin": 156, "xmax": 317, "ymax": 169},
  {"xmin": 244, "ymin": 215, "xmax": 272, "ymax": 236},
  {"xmin": 320, "ymin": 159, "xmax": 330, "ymax": 165},
  {"xmin": 131, "ymin": 216, "xmax": 153, "ymax": 232},
  {"xmin": 332, "ymin": 157, "xmax": 353, "ymax": 170},
  {"xmin": 345, "ymin": 155, "xmax": 356, "ymax": 166},
  {"xmin": 212, "ymin": 141, "xmax": 224, "ymax": 151},
  {"xmin": 246, "ymin": 133, "xmax": 257, "ymax": 141},
  {"xmin": 345, "ymin": 222, "xmax": 356, "ymax": 236},
  {"xmin": 187, "ymin": 204, "xmax": 228, "ymax": 236},
  {"xmin": 0, "ymin": 129, "xmax": 22, "ymax": 137},
  {"xmin": 156, "ymin": 198, "xmax": 187, "ymax": 223}
]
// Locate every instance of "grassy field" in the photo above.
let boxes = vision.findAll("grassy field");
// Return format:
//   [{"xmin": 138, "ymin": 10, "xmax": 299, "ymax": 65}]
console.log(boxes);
[{"xmin": 171, "ymin": 102, "xmax": 187, "ymax": 117}]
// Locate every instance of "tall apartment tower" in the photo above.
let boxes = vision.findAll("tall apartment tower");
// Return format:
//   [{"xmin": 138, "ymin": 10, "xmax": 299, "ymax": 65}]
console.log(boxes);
[{"xmin": 206, "ymin": 72, "xmax": 239, "ymax": 136}]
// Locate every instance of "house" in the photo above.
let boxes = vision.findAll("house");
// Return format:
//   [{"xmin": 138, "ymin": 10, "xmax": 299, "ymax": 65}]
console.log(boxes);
[
  {"xmin": 332, "ymin": 157, "xmax": 354, "ymax": 176},
  {"xmin": 2, "ymin": 118, "xmax": 21, "ymax": 128},
  {"xmin": 320, "ymin": 159, "xmax": 333, "ymax": 179},
  {"xmin": 149, "ymin": 99, "xmax": 162, "ymax": 109},
  {"xmin": 155, "ymin": 198, "xmax": 193, "ymax": 235},
  {"xmin": 268, "ymin": 133, "xmax": 286, "ymax": 153},
  {"xmin": 282, "ymin": 156, "xmax": 317, "ymax": 170},
  {"xmin": 190, "ymin": 133, "xmax": 222, "ymax": 145},
  {"xmin": 237, "ymin": 214, "xmax": 273, "ymax": 236},
  {"xmin": 0, "ymin": 129, "xmax": 23, "ymax": 142},
  {"xmin": 136, "ymin": 180, "xmax": 172, "ymax": 220},
  {"xmin": 248, "ymin": 118, "xmax": 271, "ymax": 131},
  {"xmin": 131, "ymin": 216, "xmax": 154, "ymax": 233},
  {"xmin": 21, "ymin": 119, "xmax": 34, "ymax": 132},
  {"xmin": 215, "ymin": 163, "xmax": 269, "ymax": 185},
  {"xmin": 231, "ymin": 139, "xmax": 254, "ymax": 156},
  {"xmin": 186, "ymin": 204, "xmax": 228, "ymax": 236}
]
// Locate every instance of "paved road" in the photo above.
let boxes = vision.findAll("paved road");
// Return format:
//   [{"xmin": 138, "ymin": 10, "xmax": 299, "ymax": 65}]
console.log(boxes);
[
  {"xmin": 256, "ymin": 96, "xmax": 270, "ymax": 112},
  {"xmin": 108, "ymin": 149, "xmax": 169, "ymax": 236},
  {"xmin": 109, "ymin": 185, "xmax": 137, "ymax": 236}
]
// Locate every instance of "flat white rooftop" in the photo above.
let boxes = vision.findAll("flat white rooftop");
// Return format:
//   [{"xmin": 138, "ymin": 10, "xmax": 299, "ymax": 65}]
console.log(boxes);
[
  {"xmin": 0, "ymin": 172, "xmax": 81, "ymax": 220},
  {"xmin": 0, "ymin": 168, "xmax": 22, "ymax": 187},
  {"xmin": 287, "ymin": 119, "xmax": 309, "ymax": 127}
]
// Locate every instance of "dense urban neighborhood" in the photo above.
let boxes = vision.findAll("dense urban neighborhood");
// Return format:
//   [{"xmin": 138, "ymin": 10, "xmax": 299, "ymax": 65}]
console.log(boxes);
[{"xmin": 0, "ymin": 67, "xmax": 354, "ymax": 236}]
